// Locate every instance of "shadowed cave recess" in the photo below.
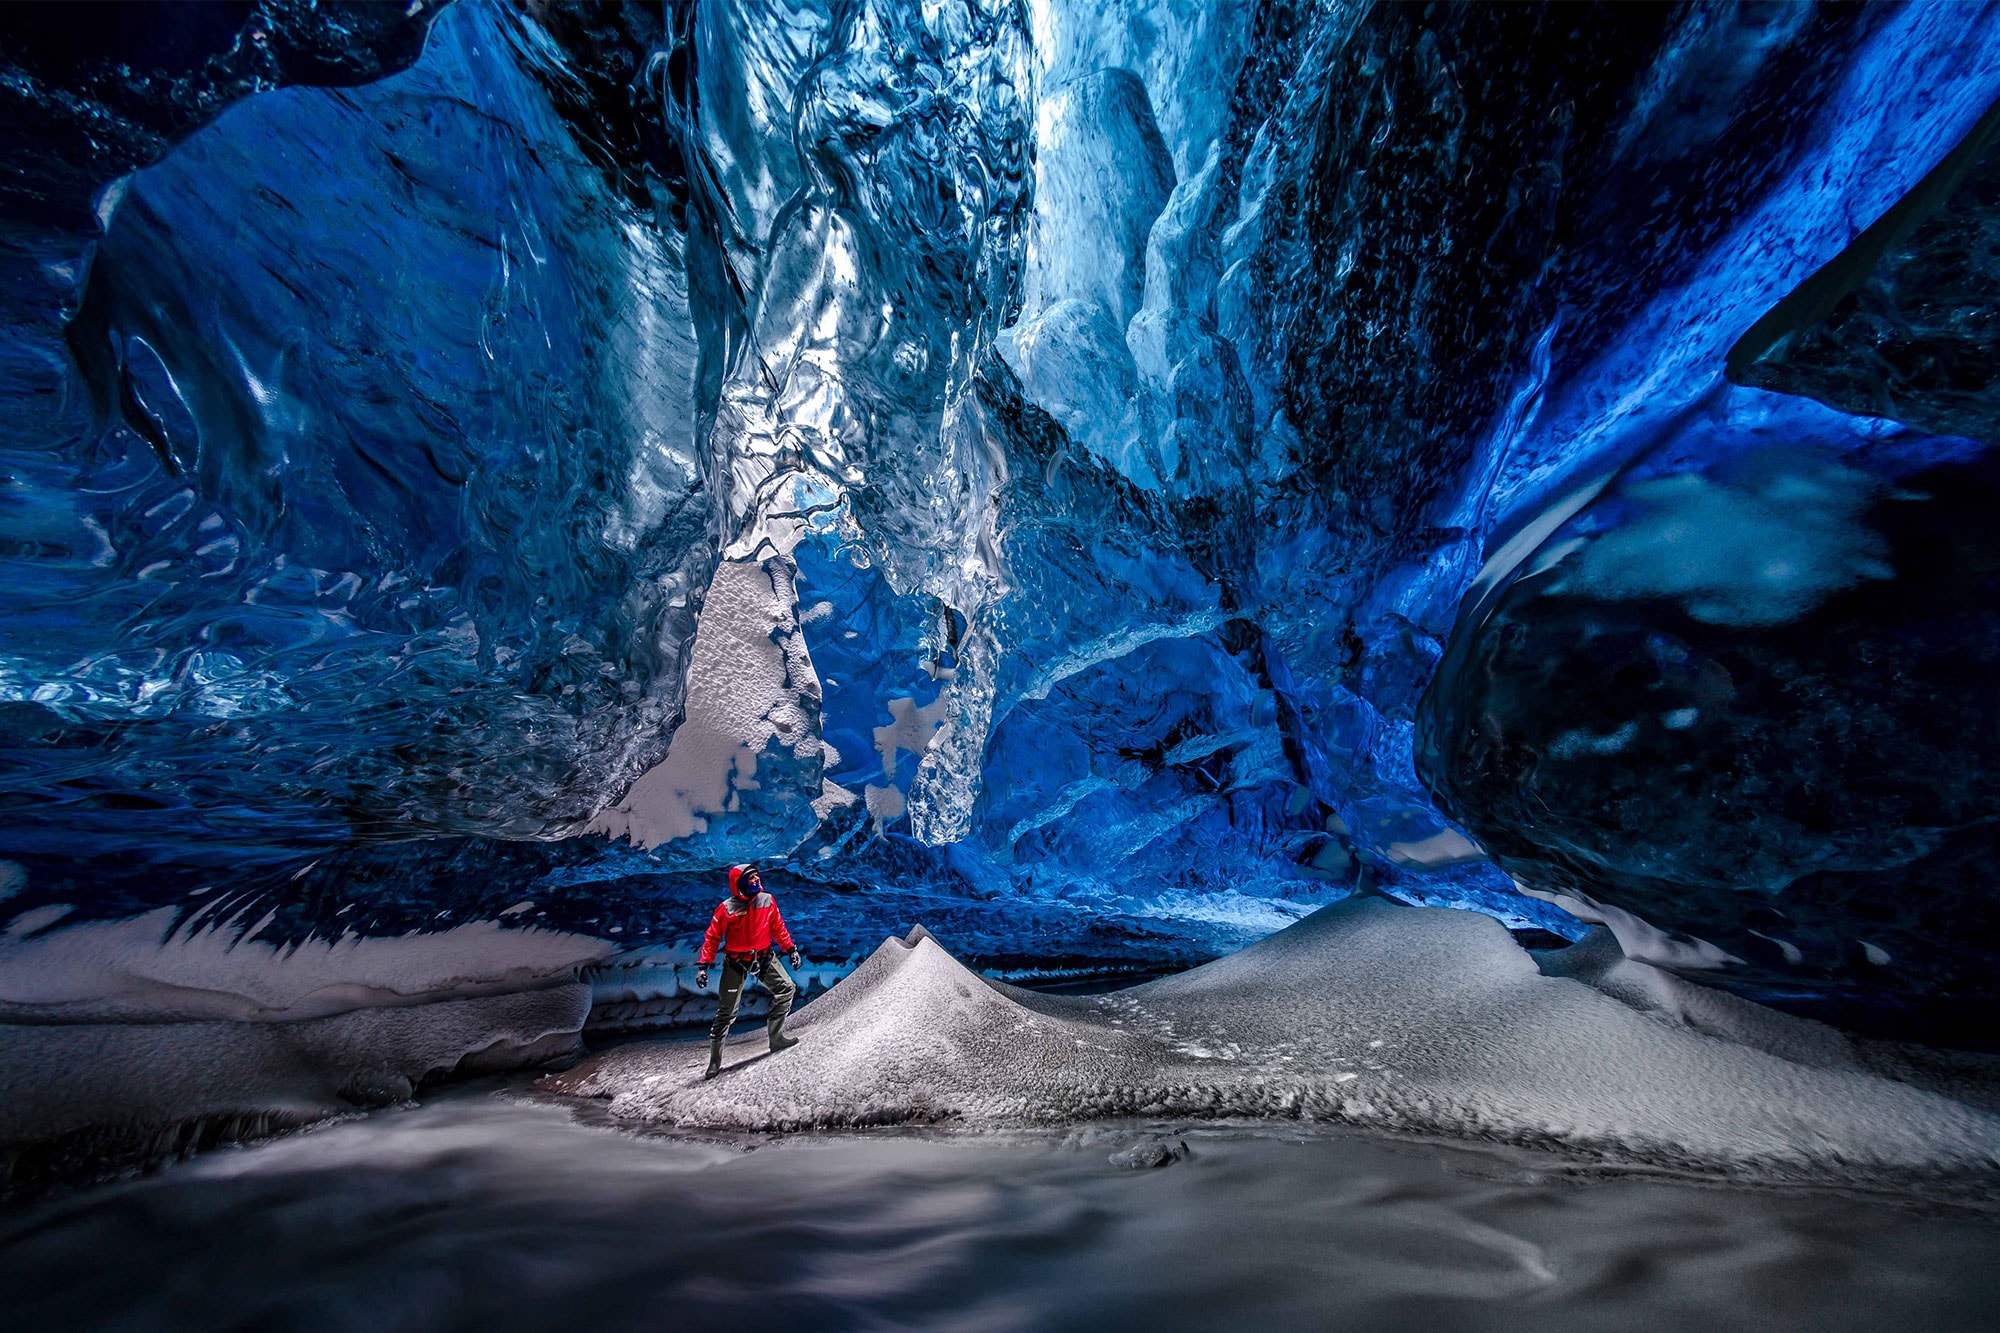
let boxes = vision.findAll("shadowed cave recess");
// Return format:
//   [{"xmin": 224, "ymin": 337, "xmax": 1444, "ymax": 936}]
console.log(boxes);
[{"xmin": 5, "ymin": 0, "xmax": 2000, "ymax": 1147}]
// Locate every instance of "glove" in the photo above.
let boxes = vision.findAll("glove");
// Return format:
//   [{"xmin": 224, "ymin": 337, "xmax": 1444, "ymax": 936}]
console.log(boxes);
[
  {"xmin": 788, "ymin": 949, "xmax": 802, "ymax": 970},
  {"xmin": 695, "ymin": 968, "xmax": 709, "ymax": 989}
]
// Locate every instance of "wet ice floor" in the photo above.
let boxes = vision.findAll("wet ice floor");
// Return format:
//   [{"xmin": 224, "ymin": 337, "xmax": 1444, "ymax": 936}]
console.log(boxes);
[{"xmin": 4, "ymin": 1085, "xmax": 1999, "ymax": 1332}]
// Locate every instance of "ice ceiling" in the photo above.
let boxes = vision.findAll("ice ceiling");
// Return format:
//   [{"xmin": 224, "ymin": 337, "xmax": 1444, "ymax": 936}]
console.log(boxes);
[{"xmin": 4, "ymin": 0, "xmax": 2000, "ymax": 1041}]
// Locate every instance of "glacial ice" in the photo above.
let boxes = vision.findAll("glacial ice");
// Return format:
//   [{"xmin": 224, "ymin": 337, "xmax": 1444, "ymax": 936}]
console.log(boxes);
[
  {"xmin": 1538, "ymin": 452, "xmax": 1895, "ymax": 629},
  {"xmin": 590, "ymin": 557, "xmax": 829, "ymax": 857},
  {"xmin": 0, "ymin": 986, "xmax": 590, "ymax": 1153},
  {"xmin": 0, "ymin": 907, "xmax": 608, "ymax": 1161},
  {"xmin": 0, "ymin": 907, "xmax": 609, "ymax": 1022},
  {"xmin": 3, "ymin": 0, "xmax": 2000, "ymax": 1097}
]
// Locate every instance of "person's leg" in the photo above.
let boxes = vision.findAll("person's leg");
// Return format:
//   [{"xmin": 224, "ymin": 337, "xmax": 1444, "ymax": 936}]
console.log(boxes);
[
  {"xmin": 706, "ymin": 957, "xmax": 748, "ymax": 1076},
  {"xmin": 759, "ymin": 954, "xmax": 798, "ymax": 1050},
  {"xmin": 709, "ymin": 957, "xmax": 749, "ymax": 1041}
]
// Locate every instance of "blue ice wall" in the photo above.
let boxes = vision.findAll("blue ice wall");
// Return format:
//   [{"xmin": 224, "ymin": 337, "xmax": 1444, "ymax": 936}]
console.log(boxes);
[
  {"xmin": 3, "ymin": 2, "xmax": 709, "ymax": 862},
  {"xmin": 4, "ymin": 1, "xmax": 2000, "ymax": 1031}
]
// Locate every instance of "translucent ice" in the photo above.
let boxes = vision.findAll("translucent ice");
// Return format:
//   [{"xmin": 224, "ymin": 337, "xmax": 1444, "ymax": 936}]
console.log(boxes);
[{"xmin": 5, "ymin": 1, "xmax": 2000, "ymax": 1040}]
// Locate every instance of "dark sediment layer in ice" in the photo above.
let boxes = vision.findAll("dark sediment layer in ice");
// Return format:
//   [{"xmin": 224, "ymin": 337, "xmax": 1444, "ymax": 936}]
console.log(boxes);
[{"xmin": 546, "ymin": 901, "xmax": 2000, "ymax": 1183}]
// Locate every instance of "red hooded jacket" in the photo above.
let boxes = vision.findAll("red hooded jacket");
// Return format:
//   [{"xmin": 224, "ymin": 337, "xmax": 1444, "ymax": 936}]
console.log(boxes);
[{"xmin": 697, "ymin": 867, "xmax": 796, "ymax": 965}]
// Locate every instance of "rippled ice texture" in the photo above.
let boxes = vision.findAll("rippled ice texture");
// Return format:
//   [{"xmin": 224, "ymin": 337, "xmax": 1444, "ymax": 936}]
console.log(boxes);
[
  {"xmin": 6, "ymin": 0, "xmax": 2000, "ymax": 1028},
  {"xmin": 3, "ymin": 1093, "xmax": 1998, "ymax": 1332}
]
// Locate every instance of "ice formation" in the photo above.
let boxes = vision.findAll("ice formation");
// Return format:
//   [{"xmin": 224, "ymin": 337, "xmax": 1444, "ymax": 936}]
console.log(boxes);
[
  {"xmin": 0, "ymin": 908, "xmax": 609, "ymax": 1022},
  {"xmin": 589, "ymin": 557, "xmax": 830, "ymax": 856},
  {"xmin": 4, "ymin": 0, "xmax": 2000, "ymax": 1157},
  {"xmin": 0, "ymin": 908, "xmax": 606, "ymax": 1165},
  {"xmin": 549, "ymin": 900, "xmax": 2000, "ymax": 1181}
]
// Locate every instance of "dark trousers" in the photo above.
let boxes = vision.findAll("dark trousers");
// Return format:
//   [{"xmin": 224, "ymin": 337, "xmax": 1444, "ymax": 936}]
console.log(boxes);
[{"xmin": 709, "ymin": 952, "xmax": 796, "ymax": 1043}]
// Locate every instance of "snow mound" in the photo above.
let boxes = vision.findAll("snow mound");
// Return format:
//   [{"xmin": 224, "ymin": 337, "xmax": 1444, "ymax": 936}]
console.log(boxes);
[{"xmin": 546, "ymin": 902, "xmax": 2000, "ymax": 1181}]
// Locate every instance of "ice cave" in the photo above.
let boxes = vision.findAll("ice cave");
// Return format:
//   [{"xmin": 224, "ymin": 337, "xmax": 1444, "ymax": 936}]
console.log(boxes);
[{"xmin": 6, "ymin": 0, "xmax": 2000, "ymax": 1327}]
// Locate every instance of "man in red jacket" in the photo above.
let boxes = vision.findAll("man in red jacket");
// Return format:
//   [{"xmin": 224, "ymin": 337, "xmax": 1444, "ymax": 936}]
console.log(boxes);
[{"xmin": 694, "ymin": 864, "xmax": 804, "ymax": 1079}]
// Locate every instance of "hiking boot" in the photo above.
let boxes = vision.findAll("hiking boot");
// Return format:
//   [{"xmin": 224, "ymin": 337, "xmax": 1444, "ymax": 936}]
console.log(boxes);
[
  {"xmin": 768, "ymin": 1017, "xmax": 799, "ymax": 1053},
  {"xmin": 704, "ymin": 1040, "xmax": 722, "ymax": 1079}
]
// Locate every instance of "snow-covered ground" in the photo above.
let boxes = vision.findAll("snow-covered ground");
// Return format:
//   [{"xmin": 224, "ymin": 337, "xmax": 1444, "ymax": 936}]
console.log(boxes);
[{"xmin": 550, "ymin": 900, "xmax": 2000, "ymax": 1183}]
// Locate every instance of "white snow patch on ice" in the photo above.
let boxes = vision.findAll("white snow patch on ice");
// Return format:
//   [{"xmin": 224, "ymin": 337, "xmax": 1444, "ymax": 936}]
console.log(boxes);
[
  {"xmin": 873, "ymin": 694, "xmax": 949, "ymax": 781},
  {"xmin": 812, "ymin": 779, "xmax": 861, "ymax": 821},
  {"xmin": 863, "ymin": 782, "xmax": 906, "ymax": 826},
  {"xmin": 591, "ymin": 557, "xmax": 824, "ymax": 849}
]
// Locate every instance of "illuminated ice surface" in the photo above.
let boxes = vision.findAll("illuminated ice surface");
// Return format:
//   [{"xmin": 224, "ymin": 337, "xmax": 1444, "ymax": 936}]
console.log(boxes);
[
  {"xmin": 5, "ymin": 0, "xmax": 1999, "ymax": 999},
  {"xmin": 5, "ymin": 8, "xmax": 2000, "ymax": 1308}
]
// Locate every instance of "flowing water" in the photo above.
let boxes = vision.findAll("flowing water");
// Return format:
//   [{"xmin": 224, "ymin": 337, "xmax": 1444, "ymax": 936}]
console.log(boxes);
[{"xmin": 2, "ymin": 1077, "xmax": 1997, "ymax": 1332}]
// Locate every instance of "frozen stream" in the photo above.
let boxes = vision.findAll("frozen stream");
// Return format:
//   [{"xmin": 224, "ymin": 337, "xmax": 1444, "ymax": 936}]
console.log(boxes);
[{"xmin": 1, "ymin": 1088, "xmax": 1997, "ymax": 1331}]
